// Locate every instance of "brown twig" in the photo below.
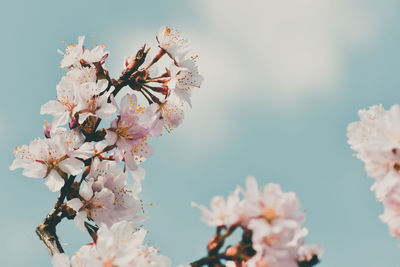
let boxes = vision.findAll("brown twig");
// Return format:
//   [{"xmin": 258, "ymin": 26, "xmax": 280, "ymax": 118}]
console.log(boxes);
[
  {"xmin": 190, "ymin": 225, "xmax": 239, "ymax": 267},
  {"xmin": 35, "ymin": 175, "xmax": 76, "ymax": 256},
  {"xmin": 190, "ymin": 253, "xmax": 240, "ymax": 267}
]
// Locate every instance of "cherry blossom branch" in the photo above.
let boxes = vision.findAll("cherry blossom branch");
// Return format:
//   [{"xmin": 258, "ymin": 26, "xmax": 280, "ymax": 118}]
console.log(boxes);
[
  {"xmin": 35, "ymin": 43, "xmax": 152, "ymax": 258},
  {"xmin": 10, "ymin": 28, "xmax": 203, "ymax": 266},
  {"xmin": 35, "ymin": 42, "xmax": 154, "ymax": 258}
]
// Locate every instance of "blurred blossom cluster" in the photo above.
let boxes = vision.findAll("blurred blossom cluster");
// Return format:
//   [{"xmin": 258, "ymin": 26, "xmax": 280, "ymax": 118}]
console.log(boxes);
[
  {"xmin": 192, "ymin": 177, "xmax": 322, "ymax": 267},
  {"xmin": 52, "ymin": 221, "xmax": 171, "ymax": 267},
  {"xmin": 348, "ymin": 104, "xmax": 400, "ymax": 238}
]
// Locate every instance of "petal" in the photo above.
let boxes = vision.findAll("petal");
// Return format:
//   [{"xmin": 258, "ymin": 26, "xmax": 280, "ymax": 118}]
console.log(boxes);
[
  {"xmin": 80, "ymin": 180, "xmax": 94, "ymax": 201},
  {"xmin": 95, "ymin": 188, "xmax": 114, "ymax": 209},
  {"xmin": 59, "ymin": 157, "xmax": 84, "ymax": 175},
  {"xmin": 245, "ymin": 176, "xmax": 260, "ymax": 200},
  {"xmin": 22, "ymin": 162, "xmax": 47, "ymax": 178},
  {"xmin": 109, "ymin": 94, "xmax": 119, "ymax": 113},
  {"xmin": 78, "ymin": 112, "xmax": 91, "ymax": 124},
  {"xmin": 97, "ymin": 79, "xmax": 108, "ymax": 93},
  {"xmin": 113, "ymin": 147, "xmax": 124, "ymax": 163},
  {"xmin": 40, "ymin": 100, "xmax": 65, "ymax": 115},
  {"xmin": 67, "ymin": 198, "xmax": 83, "ymax": 212},
  {"xmin": 52, "ymin": 113, "xmax": 70, "ymax": 128},
  {"xmin": 40, "ymin": 101, "xmax": 69, "ymax": 127},
  {"xmin": 70, "ymin": 142, "xmax": 95, "ymax": 159},
  {"xmin": 120, "ymin": 93, "xmax": 137, "ymax": 113},
  {"xmin": 44, "ymin": 170, "xmax": 65, "ymax": 192},
  {"xmin": 116, "ymin": 138, "xmax": 134, "ymax": 152},
  {"xmin": 67, "ymin": 128, "xmax": 85, "ymax": 149},
  {"xmin": 74, "ymin": 211, "xmax": 87, "ymax": 232},
  {"xmin": 132, "ymin": 166, "xmax": 146, "ymax": 195},
  {"xmin": 29, "ymin": 138, "xmax": 49, "ymax": 160},
  {"xmin": 105, "ymin": 130, "xmax": 118, "ymax": 146},
  {"xmin": 125, "ymin": 153, "xmax": 138, "ymax": 171},
  {"xmin": 9, "ymin": 158, "xmax": 29, "ymax": 171},
  {"xmin": 96, "ymin": 103, "xmax": 116, "ymax": 119},
  {"xmin": 50, "ymin": 129, "xmax": 68, "ymax": 156},
  {"xmin": 51, "ymin": 253, "xmax": 70, "ymax": 267}
]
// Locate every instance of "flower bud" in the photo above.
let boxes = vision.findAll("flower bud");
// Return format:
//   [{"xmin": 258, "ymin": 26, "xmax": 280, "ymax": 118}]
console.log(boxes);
[
  {"xmin": 69, "ymin": 116, "xmax": 79, "ymax": 129},
  {"xmin": 207, "ymin": 235, "xmax": 219, "ymax": 252},
  {"xmin": 226, "ymin": 245, "xmax": 238, "ymax": 256},
  {"xmin": 43, "ymin": 121, "xmax": 52, "ymax": 138}
]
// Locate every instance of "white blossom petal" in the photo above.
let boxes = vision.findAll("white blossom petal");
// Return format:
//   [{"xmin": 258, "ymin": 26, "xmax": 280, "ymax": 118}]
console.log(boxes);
[
  {"xmin": 22, "ymin": 162, "xmax": 47, "ymax": 178},
  {"xmin": 44, "ymin": 170, "xmax": 65, "ymax": 192},
  {"xmin": 74, "ymin": 211, "xmax": 88, "ymax": 232},
  {"xmin": 70, "ymin": 142, "xmax": 95, "ymax": 159},
  {"xmin": 59, "ymin": 157, "xmax": 84, "ymax": 176},
  {"xmin": 105, "ymin": 130, "xmax": 118, "ymax": 146},
  {"xmin": 80, "ymin": 180, "xmax": 94, "ymax": 201},
  {"xmin": 51, "ymin": 253, "xmax": 70, "ymax": 267},
  {"xmin": 68, "ymin": 198, "xmax": 83, "ymax": 212}
]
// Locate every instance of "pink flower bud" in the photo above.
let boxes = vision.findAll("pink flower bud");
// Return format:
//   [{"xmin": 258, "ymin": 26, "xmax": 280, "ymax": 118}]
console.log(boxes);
[
  {"xmin": 69, "ymin": 116, "xmax": 79, "ymax": 129},
  {"xmin": 43, "ymin": 121, "xmax": 52, "ymax": 138}
]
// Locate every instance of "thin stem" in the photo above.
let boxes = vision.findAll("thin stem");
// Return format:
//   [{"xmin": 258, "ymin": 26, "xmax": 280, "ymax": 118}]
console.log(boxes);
[
  {"xmin": 145, "ymin": 49, "xmax": 166, "ymax": 70},
  {"xmin": 190, "ymin": 225, "xmax": 240, "ymax": 266},
  {"xmin": 209, "ymin": 225, "xmax": 238, "ymax": 255},
  {"xmin": 92, "ymin": 144, "xmax": 116, "ymax": 159},
  {"xmin": 142, "ymin": 84, "xmax": 168, "ymax": 95},
  {"xmin": 140, "ymin": 88, "xmax": 154, "ymax": 105},
  {"xmin": 142, "ymin": 87, "xmax": 162, "ymax": 104}
]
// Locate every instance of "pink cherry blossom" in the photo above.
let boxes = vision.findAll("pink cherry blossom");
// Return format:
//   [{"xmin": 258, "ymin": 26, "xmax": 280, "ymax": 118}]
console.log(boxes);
[
  {"xmin": 193, "ymin": 176, "xmax": 322, "ymax": 267},
  {"xmin": 168, "ymin": 55, "xmax": 203, "ymax": 107},
  {"xmin": 58, "ymin": 36, "xmax": 108, "ymax": 69},
  {"xmin": 10, "ymin": 129, "xmax": 92, "ymax": 191},
  {"xmin": 70, "ymin": 221, "xmax": 171, "ymax": 267},
  {"xmin": 191, "ymin": 188, "xmax": 240, "ymax": 227},
  {"xmin": 156, "ymin": 26, "xmax": 191, "ymax": 61},
  {"xmin": 106, "ymin": 94, "xmax": 156, "ymax": 152},
  {"xmin": 348, "ymin": 104, "xmax": 400, "ymax": 238}
]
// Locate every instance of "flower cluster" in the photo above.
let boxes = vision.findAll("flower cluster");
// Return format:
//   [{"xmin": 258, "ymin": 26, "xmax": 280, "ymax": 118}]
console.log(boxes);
[
  {"xmin": 348, "ymin": 104, "xmax": 400, "ymax": 238},
  {"xmin": 192, "ymin": 177, "xmax": 322, "ymax": 267},
  {"xmin": 10, "ymin": 26, "xmax": 202, "ymax": 266},
  {"xmin": 52, "ymin": 221, "xmax": 171, "ymax": 267}
]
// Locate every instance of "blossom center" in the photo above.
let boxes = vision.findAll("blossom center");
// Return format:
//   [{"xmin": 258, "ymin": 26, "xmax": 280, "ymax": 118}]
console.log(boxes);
[
  {"xmin": 102, "ymin": 257, "xmax": 117, "ymax": 267},
  {"xmin": 82, "ymin": 199, "xmax": 104, "ymax": 219},
  {"xmin": 262, "ymin": 207, "xmax": 278, "ymax": 224}
]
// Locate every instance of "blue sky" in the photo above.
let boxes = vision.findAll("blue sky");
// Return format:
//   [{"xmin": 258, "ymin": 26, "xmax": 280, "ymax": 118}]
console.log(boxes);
[{"xmin": 2, "ymin": 0, "xmax": 400, "ymax": 266}]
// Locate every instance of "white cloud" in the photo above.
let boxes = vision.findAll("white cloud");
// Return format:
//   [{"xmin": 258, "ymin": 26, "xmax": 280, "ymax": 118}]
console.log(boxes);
[
  {"xmin": 175, "ymin": 36, "xmax": 244, "ymax": 154},
  {"xmin": 195, "ymin": 0, "xmax": 386, "ymax": 101}
]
